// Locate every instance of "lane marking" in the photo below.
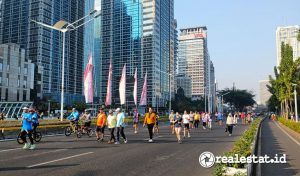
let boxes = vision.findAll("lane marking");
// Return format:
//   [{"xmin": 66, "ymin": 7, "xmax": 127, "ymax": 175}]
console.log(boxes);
[
  {"xmin": 26, "ymin": 152, "xmax": 93, "ymax": 168},
  {"xmin": 275, "ymin": 122, "xmax": 300, "ymax": 146},
  {"xmin": 0, "ymin": 148, "xmax": 21, "ymax": 153}
]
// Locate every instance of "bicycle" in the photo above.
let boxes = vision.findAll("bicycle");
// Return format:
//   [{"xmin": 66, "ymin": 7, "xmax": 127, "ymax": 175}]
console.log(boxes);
[
  {"xmin": 77, "ymin": 124, "xmax": 94, "ymax": 138},
  {"xmin": 65, "ymin": 121, "xmax": 82, "ymax": 138},
  {"xmin": 17, "ymin": 130, "xmax": 42, "ymax": 144}
]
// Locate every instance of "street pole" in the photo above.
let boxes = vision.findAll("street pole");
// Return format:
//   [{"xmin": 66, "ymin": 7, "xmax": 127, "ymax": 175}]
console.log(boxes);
[
  {"xmin": 60, "ymin": 31, "xmax": 65, "ymax": 121},
  {"xmin": 294, "ymin": 85, "xmax": 298, "ymax": 122},
  {"xmin": 169, "ymin": 73, "xmax": 171, "ymax": 114},
  {"xmin": 221, "ymin": 95, "xmax": 224, "ymax": 114},
  {"xmin": 48, "ymin": 100, "xmax": 51, "ymax": 117},
  {"xmin": 204, "ymin": 87, "xmax": 207, "ymax": 112}
]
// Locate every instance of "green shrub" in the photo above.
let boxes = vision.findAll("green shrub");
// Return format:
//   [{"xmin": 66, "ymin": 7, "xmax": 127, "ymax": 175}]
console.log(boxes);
[
  {"xmin": 213, "ymin": 118, "xmax": 262, "ymax": 176},
  {"xmin": 278, "ymin": 118, "xmax": 300, "ymax": 134}
]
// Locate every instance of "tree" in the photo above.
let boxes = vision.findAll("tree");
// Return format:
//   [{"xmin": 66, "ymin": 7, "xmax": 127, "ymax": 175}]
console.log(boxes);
[
  {"xmin": 219, "ymin": 88, "xmax": 256, "ymax": 111},
  {"xmin": 298, "ymin": 29, "xmax": 300, "ymax": 42}
]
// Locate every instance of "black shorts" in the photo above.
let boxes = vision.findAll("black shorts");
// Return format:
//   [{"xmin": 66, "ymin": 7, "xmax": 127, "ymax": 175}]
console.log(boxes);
[
  {"xmin": 203, "ymin": 122, "xmax": 207, "ymax": 126},
  {"xmin": 84, "ymin": 121, "xmax": 91, "ymax": 127},
  {"xmin": 133, "ymin": 122, "xmax": 138, "ymax": 125},
  {"xmin": 96, "ymin": 126, "xmax": 105, "ymax": 133},
  {"xmin": 184, "ymin": 123, "xmax": 189, "ymax": 129}
]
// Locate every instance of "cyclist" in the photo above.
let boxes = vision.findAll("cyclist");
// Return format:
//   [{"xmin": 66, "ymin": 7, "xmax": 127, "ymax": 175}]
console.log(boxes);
[
  {"xmin": 67, "ymin": 108, "xmax": 80, "ymax": 132},
  {"xmin": 80, "ymin": 109, "xmax": 91, "ymax": 132},
  {"xmin": 20, "ymin": 107, "xmax": 35, "ymax": 150},
  {"xmin": 30, "ymin": 108, "xmax": 39, "ymax": 135}
]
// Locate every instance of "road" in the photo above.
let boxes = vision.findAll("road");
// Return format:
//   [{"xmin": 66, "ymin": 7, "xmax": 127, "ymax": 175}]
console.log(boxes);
[
  {"xmin": 260, "ymin": 119, "xmax": 300, "ymax": 175},
  {"xmin": 0, "ymin": 122, "xmax": 248, "ymax": 176}
]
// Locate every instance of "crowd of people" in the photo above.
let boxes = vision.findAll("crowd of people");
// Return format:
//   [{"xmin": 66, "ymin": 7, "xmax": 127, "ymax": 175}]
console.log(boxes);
[{"xmin": 18, "ymin": 105, "xmax": 258, "ymax": 149}]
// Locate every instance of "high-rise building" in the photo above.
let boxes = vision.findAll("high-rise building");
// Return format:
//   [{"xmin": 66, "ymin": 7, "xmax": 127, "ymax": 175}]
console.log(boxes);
[
  {"xmin": 141, "ymin": 0, "xmax": 175, "ymax": 108},
  {"xmin": 259, "ymin": 80, "xmax": 272, "ymax": 106},
  {"xmin": 178, "ymin": 26, "xmax": 209, "ymax": 100},
  {"xmin": 0, "ymin": 44, "xmax": 34, "ymax": 102},
  {"xmin": 176, "ymin": 74, "xmax": 191, "ymax": 98},
  {"xmin": 0, "ymin": 0, "xmax": 85, "ymax": 105},
  {"xmin": 276, "ymin": 25, "xmax": 300, "ymax": 67},
  {"xmin": 99, "ymin": 0, "xmax": 143, "ymax": 108}
]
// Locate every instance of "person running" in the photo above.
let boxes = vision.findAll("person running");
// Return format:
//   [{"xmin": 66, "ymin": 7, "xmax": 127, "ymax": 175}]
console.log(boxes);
[
  {"xmin": 133, "ymin": 109, "xmax": 139, "ymax": 134},
  {"xmin": 189, "ymin": 111, "xmax": 194, "ymax": 129},
  {"xmin": 194, "ymin": 112, "xmax": 200, "ymax": 128},
  {"xmin": 169, "ymin": 110, "xmax": 175, "ymax": 134},
  {"xmin": 217, "ymin": 112, "xmax": 223, "ymax": 126},
  {"xmin": 107, "ymin": 110, "xmax": 117, "ymax": 144},
  {"xmin": 115, "ymin": 108, "xmax": 127, "ymax": 144},
  {"xmin": 182, "ymin": 110, "xmax": 191, "ymax": 138},
  {"xmin": 202, "ymin": 113, "xmax": 208, "ymax": 130},
  {"xmin": 174, "ymin": 112, "xmax": 183, "ymax": 144},
  {"xmin": 80, "ymin": 110, "xmax": 91, "ymax": 132},
  {"xmin": 226, "ymin": 113, "xmax": 234, "ymax": 136},
  {"xmin": 96, "ymin": 108, "xmax": 107, "ymax": 142},
  {"xmin": 241, "ymin": 112, "xmax": 245, "ymax": 124},
  {"xmin": 143, "ymin": 107, "xmax": 156, "ymax": 143},
  {"xmin": 233, "ymin": 112, "xmax": 239, "ymax": 126},
  {"xmin": 67, "ymin": 108, "xmax": 80, "ymax": 132},
  {"xmin": 20, "ymin": 107, "xmax": 35, "ymax": 150},
  {"xmin": 153, "ymin": 112, "xmax": 160, "ymax": 135}
]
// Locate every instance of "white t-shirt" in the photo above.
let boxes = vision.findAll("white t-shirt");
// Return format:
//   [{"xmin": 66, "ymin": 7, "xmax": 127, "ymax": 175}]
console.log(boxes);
[{"xmin": 182, "ymin": 114, "xmax": 190, "ymax": 124}]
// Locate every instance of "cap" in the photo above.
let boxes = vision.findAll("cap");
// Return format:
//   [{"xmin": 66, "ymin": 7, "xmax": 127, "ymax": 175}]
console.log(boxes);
[
  {"xmin": 22, "ymin": 107, "xmax": 29, "ymax": 110},
  {"xmin": 115, "ymin": 108, "xmax": 121, "ymax": 112},
  {"xmin": 109, "ymin": 110, "xmax": 113, "ymax": 114}
]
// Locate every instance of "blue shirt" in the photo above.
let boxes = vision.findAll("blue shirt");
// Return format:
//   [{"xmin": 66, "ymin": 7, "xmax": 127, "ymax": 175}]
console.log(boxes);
[
  {"xmin": 218, "ymin": 113, "xmax": 223, "ymax": 120},
  {"xmin": 32, "ymin": 112, "xmax": 39, "ymax": 124},
  {"xmin": 67, "ymin": 111, "xmax": 79, "ymax": 121},
  {"xmin": 22, "ymin": 112, "xmax": 33, "ymax": 131},
  {"xmin": 116, "ymin": 112, "xmax": 125, "ymax": 127}
]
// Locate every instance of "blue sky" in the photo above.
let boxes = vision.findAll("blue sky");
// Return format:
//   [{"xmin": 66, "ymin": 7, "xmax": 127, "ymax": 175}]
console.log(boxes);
[{"xmin": 174, "ymin": 0, "xmax": 300, "ymax": 100}]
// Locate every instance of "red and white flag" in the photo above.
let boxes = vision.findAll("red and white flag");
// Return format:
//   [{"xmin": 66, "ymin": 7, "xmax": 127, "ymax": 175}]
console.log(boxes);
[
  {"xmin": 133, "ymin": 67, "xmax": 137, "ymax": 106},
  {"xmin": 140, "ymin": 72, "xmax": 147, "ymax": 106},
  {"xmin": 119, "ymin": 64, "xmax": 126, "ymax": 105},
  {"xmin": 84, "ymin": 53, "xmax": 93, "ymax": 103},
  {"xmin": 105, "ymin": 60, "xmax": 112, "ymax": 106}
]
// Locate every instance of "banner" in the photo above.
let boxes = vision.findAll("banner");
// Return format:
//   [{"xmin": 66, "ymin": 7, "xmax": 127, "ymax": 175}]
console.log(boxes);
[
  {"xmin": 105, "ymin": 60, "xmax": 112, "ymax": 106},
  {"xmin": 140, "ymin": 72, "xmax": 147, "ymax": 106},
  {"xmin": 84, "ymin": 53, "xmax": 93, "ymax": 103},
  {"xmin": 119, "ymin": 64, "xmax": 126, "ymax": 105},
  {"xmin": 133, "ymin": 67, "xmax": 137, "ymax": 106}
]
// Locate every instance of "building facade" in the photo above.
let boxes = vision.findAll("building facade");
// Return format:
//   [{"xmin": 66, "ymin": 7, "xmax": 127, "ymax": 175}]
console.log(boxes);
[
  {"xmin": 178, "ymin": 26, "xmax": 209, "ymax": 100},
  {"xmin": 176, "ymin": 74, "xmax": 191, "ymax": 98},
  {"xmin": 276, "ymin": 25, "xmax": 300, "ymax": 67},
  {"xmin": 259, "ymin": 80, "xmax": 272, "ymax": 106},
  {"xmin": 0, "ymin": 44, "xmax": 34, "ymax": 101},
  {"xmin": 0, "ymin": 0, "xmax": 86, "ymax": 105}
]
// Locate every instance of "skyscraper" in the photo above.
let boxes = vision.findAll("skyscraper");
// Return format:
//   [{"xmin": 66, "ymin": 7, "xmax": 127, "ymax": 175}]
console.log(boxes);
[
  {"xmin": 141, "ymin": 0, "xmax": 175, "ymax": 108},
  {"xmin": 259, "ymin": 80, "xmax": 272, "ymax": 106},
  {"xmin": 100, "ymin": 0, "xmax": 143, "ymax": 108},
  {"xmin": 178, "ymin": 26, "xmax": 209, "ymax": 100},
  {"xmin": 0, "ymin": 0, "xmax": 85, "ymax": 105},
  {"xmin": 276, "ymin": 25, "xmax": 300, "ymax": 67}
]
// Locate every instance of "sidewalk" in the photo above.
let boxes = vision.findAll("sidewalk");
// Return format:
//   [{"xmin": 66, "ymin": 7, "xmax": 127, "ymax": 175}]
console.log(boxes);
[{"xmin": 260, "ymin": 119, "xmax": 300, "ymax": 175}]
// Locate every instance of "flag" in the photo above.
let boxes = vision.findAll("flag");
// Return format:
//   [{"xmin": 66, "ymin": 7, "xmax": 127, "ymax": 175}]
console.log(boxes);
[
  {"xmin": 84, "ymin": 53, "xmax": 93, "ymax": 103},
  {"xmin": 105, "ymin": 60, "xmax": 112, "ymax": 106},
  {"xmin": 133, "ymin": 67, "xmax": 137, "ymax": 106},
  {"xmin": 140, "ymin": 72, "xmax": 147, "ymax": 106},
  {"xmin": 119, "ymin": 64, "xmax": 126, "ymax": 105}
]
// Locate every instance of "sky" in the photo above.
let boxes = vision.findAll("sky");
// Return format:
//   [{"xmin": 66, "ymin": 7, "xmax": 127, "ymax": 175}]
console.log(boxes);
[{"xmin": 174, "ymin": 0, "xmax": 300, "ymax": 101}]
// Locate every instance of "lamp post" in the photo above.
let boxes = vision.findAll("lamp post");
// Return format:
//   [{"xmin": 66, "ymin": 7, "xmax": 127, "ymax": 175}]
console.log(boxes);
[
  {"xmin": 32, "ymin": 10, "xmax": 101, "ymax": 121},
  {"xmin": 292, "ymin": 84, "xmax": 298, "ymax": 122},
  {"xmin": 48, "ymin": 100, "xmax": 51, "ymax": 118}
]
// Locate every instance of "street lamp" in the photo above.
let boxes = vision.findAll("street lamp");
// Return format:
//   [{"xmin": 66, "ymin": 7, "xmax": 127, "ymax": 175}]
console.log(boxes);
[
  {"xmin": 32, "ymin": 10, "xmax": 101, "ymax": 121},
  {"xmin": 292, "ymin": 83, "xmax": 298, "ymax": 123}
]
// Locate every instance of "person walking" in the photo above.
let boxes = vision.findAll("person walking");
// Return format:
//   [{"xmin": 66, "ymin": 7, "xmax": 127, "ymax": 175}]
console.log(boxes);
[
  {"xmin": 226, "ymin": 113, "xmax": 234, "ymax": 136},
  {"xmin": 153, "ymin": 112, "xmax": 159, "ymax": 135},
  {"xmin": 96, "ymin": 108, "xmax": 107, "ymax": 142},
  {"xmin": 233, "ymin": 112, "xmax": 239, "ymax": 126},
  {"xmin": 202, "ymin": 112, "xmax": 208, "ymax": 130},
  {"xmin": 169, "ymin": 110, "xmax": 175, "ymax": 134},
  {"xmin": 194, "ymin": 112, "xmax": 200, "ymax": 128},
  {"xmin": 189, "ymin": 111, "xmax": 194, "ymax": 129},
  {"xmin": 20, "ymin": 107, "xmax": 35, "ymax": 150},
  {"xmin": 133, "ymin": 109, "xmax": 139, "ymax": 134},
  {"xmin": 143, "ymin": 107, "xmax": 156, "ymax": 143},
  {"xmin": 107, "ymin": 110, "xmax": 117, "ymax": 144},
  {"xmin": 241, "ymin": 112, "xmax": 245, "ymax": 124},
  {"xmin": 182, "ymin": 110, "xmax": 191, "ymax": 138},
  {"xmin": 207, "ymin": 113, "xmax": 212, "ymax": 130},
  {"xmin": 174, "ymin": 112, "xmax": 183, "ymax": 144},
  {"xmin": 115, "ymin": 108, "xmax": 127, "ymax": 144},
  {"xmin": 217, "ymin": 112, "xmax": 223, "ymax": 126}
]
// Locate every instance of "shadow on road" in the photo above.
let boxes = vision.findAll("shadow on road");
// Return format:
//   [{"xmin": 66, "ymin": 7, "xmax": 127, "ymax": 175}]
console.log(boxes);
[{"xmin": 0, "ymin": 164, "xmax": 79, "ymax": 172}]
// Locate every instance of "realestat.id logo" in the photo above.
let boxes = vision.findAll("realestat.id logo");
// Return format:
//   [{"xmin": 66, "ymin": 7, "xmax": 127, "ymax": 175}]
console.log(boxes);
[{"xmin": 199, "ymin": 151, "xmax": 215, "ymax": 168}]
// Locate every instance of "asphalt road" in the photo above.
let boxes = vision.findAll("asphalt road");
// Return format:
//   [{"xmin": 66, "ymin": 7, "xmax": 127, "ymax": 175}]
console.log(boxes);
[
  {"xmin": 0, "ymin": 122, "xmax": 248, "ymax": 176},
  {"xmin": 260, "ymin": 119, "xmax": 300, "ymax": 176}
]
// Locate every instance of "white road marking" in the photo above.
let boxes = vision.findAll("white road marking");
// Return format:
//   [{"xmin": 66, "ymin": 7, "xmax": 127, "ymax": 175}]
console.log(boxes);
[
  {"xmin": 275, "ymin": 122, "xmax": 300, "ymax": 146},
  {"xmin": 0, "ymin": 148, "xmax": 21, "ymax": 153},
  {"xmin": 26, "ymin": 152, "xmax": 93, "ymax": 168}
]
